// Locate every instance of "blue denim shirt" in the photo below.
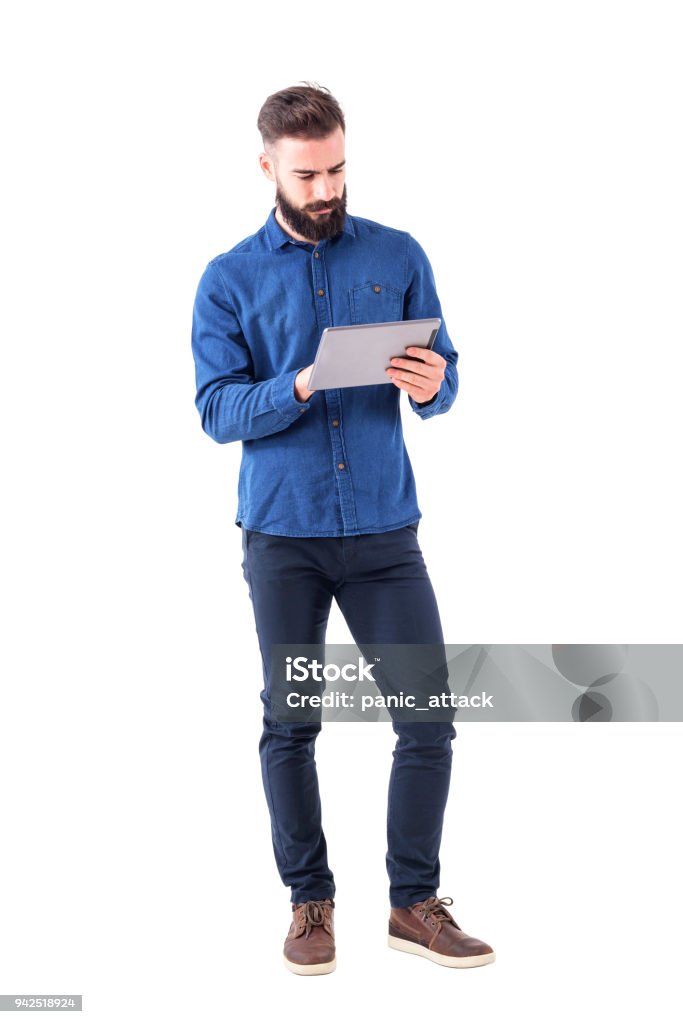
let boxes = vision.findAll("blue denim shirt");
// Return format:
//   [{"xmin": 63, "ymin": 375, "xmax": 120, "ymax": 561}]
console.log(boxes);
[{"xmin": 191, "ymin": 207, "xmax": 459, "ymax": 536}]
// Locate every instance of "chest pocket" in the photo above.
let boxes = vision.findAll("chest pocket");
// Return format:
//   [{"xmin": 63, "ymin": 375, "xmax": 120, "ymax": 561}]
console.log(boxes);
[{"xmin": 349, "ymin": 282, "xmax": 403, "ymax": 325}]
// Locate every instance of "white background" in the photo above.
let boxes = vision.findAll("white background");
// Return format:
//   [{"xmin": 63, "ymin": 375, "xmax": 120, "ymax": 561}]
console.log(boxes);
[{"xmin": 1, "ymin": 1, "xmax": 682, "ymax": 1021}]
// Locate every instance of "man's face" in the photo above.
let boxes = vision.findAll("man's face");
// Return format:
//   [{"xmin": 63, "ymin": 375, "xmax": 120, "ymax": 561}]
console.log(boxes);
[{"xmin": 260, "ymin": 126, "xmax": 347, "ymax": 243}]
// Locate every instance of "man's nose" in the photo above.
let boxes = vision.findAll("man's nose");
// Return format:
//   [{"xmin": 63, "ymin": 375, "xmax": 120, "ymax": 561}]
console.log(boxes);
[{"xmin": 313, "ymin": 175, "xmax": 336, "ymax": 202}]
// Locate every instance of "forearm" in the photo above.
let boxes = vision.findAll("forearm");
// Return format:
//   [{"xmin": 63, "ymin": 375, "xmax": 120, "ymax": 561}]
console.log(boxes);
[
  {"xmin": 196, "ymin": 367, "xmax": 312, "ymax": 444},
  {"xmin": 404, "ymin": 233, "xmax": 459, "ymax": 420}
]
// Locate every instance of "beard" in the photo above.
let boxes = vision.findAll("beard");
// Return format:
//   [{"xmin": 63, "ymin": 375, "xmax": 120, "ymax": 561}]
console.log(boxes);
[{"xmin": 275, "ymin": 182, "xmax": 348, "ymax": 242}]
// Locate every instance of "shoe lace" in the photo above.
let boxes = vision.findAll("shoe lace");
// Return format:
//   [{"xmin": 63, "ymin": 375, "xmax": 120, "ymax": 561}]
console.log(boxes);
[
  {"xmin": 295, "ymin": 899, "xmax": 334, "ymax": 938},
  {"xmin": 417, "ymin": 896, "xmax": 458, "ymax": 927}
]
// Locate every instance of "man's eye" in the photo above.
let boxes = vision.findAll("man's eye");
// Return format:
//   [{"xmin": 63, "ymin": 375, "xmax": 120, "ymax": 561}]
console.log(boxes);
[{"xmin": 296, "ymin": 170, "xmax": 343, "ymax": 180}]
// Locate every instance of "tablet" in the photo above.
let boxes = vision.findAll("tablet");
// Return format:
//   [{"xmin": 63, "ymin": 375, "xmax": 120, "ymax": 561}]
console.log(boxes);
[{"xmin": 306, "ymin": 317, "xmax": 441, "ymax": 390}]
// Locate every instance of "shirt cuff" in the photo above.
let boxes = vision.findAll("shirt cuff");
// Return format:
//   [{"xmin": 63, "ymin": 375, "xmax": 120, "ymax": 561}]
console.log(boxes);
[
  {"xmin": 409, "ymin": 391, "xmax": 441, "ymax": 418},
  {"xmin": 271, "ymin": 368, "xmax": 312, "ymax": 421}
]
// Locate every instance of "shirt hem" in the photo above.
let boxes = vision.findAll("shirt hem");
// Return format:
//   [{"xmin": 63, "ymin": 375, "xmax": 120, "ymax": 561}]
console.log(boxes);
[{"xmin": 235, "ymin": 514, "xmax": 422, "ymax": 538}]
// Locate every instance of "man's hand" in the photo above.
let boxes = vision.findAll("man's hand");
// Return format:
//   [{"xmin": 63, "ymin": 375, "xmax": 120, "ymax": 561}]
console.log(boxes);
[
  {"xmin": 386, "ymin": 347, "xmax": 446, "ymax": 404},
  {"xmin": 294, "ymin": 364, "xmax": 315, "ymax": 402}
]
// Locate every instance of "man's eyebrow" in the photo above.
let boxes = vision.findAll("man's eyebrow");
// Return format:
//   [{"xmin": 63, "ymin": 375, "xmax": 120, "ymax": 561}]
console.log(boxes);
[{"xmin": 290, "ymin": 160, "xmax": 346, "ymax": 175}]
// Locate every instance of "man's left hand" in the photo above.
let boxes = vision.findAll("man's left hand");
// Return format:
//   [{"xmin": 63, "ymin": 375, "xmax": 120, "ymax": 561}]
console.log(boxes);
[{"xmin": 386, "ymin": 347, "xmax": 446, "ymax": 404}]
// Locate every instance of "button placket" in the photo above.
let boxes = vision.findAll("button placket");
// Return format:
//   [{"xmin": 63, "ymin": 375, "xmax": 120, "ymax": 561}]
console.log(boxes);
[
  {"xmin": 324, "ymin": 390, "xmax": 358, "ymax": 533},
  {"xmin": 312, "ymin": 246, "xmax": 331, "ymax": 314},
  {"xmin": 312, "ymin": 246, "xmax": 359, "ymax": 534}
]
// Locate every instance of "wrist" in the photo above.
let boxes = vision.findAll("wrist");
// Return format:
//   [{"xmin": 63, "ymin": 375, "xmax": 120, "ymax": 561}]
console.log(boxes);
[{"xmin": 294, "ymin": 367, "xmax": 314, "ymax": 402}]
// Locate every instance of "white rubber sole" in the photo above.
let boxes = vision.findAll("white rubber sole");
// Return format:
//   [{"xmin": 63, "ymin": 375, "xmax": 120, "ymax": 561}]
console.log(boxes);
[
  {"xmin": 283, "ymin": 955, "xmax": 337, "ymax": 976},
  {"xmin": 388, "ymin": 935, "xmax": 495, "ymax": 968}
]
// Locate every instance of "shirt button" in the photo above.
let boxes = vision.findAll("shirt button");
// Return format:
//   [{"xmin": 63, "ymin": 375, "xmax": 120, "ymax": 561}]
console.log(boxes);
[
  {"xmin": 332, "ymin": 419, "xmax": 339, "ymax": 427},
  {"xmin": 338, "ymin": 462, "xmax": 345, "ymax": 470},
  {"xmin": 314, "ymin": 252, "xmax": 320, "ymax": 259},
  {"xmin": 317, "ymin": 288, "xmax": 325, "ymax": 296},
  {"xmin": 373, "ymin": 285, "xmax": 381, "ymax": 293}
]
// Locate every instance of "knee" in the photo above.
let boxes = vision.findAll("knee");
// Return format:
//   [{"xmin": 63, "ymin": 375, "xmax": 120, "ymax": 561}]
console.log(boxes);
[
  {"xmin": 392, "ymin": 721, "xmax": 456, "ymax": 757},
  {"xmin": 260, "ymin": 717, "xmax": 322, "ymax": 752}
]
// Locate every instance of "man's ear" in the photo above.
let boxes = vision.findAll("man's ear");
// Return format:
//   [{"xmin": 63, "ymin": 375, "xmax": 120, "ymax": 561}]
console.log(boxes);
[{"xmin": 259, "ymin": 146, "xmax": 277, "ymax": 183}]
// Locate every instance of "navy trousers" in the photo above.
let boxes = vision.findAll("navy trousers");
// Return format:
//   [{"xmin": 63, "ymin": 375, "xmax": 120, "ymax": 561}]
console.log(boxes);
[{"xmin": 240, "ymin": 521, "xmax": 456, "ymax": 908}]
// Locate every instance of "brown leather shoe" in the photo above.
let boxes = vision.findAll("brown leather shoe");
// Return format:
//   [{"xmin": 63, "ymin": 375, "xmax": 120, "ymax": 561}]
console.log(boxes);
[
  {"xmin": 389, "ymin": 896, "xmax": 495, "ymax": 968},
  {"xmin": 283, "ymin": 898, "xmax": 336, "ymax": 975}
]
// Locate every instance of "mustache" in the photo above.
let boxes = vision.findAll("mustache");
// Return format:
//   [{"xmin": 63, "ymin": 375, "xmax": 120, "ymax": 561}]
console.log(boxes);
[{"xmin": 306, "ymin": 201, "xmax": 341, "ymax": 212}]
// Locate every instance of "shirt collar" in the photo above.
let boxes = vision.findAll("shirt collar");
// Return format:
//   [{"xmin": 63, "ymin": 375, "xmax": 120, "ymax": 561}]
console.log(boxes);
[{"xmin": 264, "ymin": 205, "xmax": 356, "ymax": 250}]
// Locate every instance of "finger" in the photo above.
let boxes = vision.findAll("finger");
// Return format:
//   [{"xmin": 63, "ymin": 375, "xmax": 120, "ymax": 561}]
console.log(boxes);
[
  {"xmin": 389, "ymin": 356, "xmax": 430, "ymax": 370},
  {"xmin": 389, "ymin": 356, "xmax": 441, "ymax": 377},
  {"xmin": 389, "ymin": 362, "xmax": 439, "ymax": 397},
  {"xmin": 386, "ymin": 367, "xmax": 424, "ymax": 386},
  {"xmin": 405, "ymin": 346, "xmax": 445, "ymax": 367},
  {"xmin": 390, "ymin": 377, "xmax": 432, "ymax": 400}
]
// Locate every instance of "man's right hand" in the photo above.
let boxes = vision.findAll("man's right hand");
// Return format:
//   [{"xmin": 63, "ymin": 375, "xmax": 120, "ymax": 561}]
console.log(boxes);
[{"xmin": 294, "ymin": 364, "xmax": 315, "ymax": 402}]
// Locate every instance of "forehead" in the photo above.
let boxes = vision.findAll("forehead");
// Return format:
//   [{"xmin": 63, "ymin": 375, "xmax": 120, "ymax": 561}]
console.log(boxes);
[{"xmin": 274, "ymin": 127, "xmax": 345, "ymax": 170}]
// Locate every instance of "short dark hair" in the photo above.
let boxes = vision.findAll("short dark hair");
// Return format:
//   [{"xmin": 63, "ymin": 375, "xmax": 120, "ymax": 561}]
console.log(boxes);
[{"xmin": 257, "ymin": 82, "xmax": 345, "ymax": 150}]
